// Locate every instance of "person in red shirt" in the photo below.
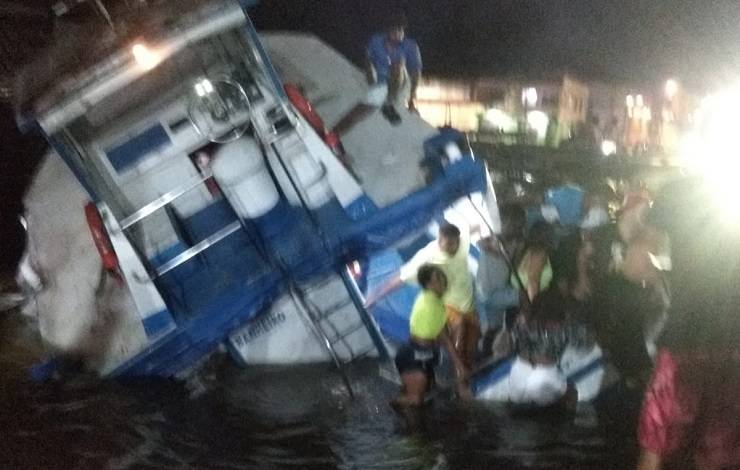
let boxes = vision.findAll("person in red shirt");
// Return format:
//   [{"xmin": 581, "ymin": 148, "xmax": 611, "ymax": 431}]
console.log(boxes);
[{"xmin": 637, "ymin": 178, "xmax": 740, "ymax": 470}]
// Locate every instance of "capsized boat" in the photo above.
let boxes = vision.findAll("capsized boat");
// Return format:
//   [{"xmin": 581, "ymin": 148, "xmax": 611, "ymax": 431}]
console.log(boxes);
[
  {"xmin": 14, "ymin": 0, "xmax": 614, "ymax": 402},
  {"xmin": 13, "ymin": 0, "xmax": 492, "ymax": 387}
]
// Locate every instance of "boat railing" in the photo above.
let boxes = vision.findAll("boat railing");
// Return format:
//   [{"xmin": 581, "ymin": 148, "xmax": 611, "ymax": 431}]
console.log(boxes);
[{"xmin": 118, "ymin": 171, "xmax": 242, "ymax": 282}]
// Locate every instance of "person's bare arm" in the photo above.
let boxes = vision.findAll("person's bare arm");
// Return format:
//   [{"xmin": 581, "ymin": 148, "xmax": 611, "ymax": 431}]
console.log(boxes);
[
  {"xmin": 364, "ymin": 275, "xmax": 403, "ymax": 308},
  {"xmin": 636, "ymin": 450, "xmax": 661, "ymax": 470},
  {"xmin": 364, "ymin": 56, "xmax": 376, "ymax": 85},
  {"xmin": 408, "ymin": 70, "xmax": 421, "ymax": 111}
]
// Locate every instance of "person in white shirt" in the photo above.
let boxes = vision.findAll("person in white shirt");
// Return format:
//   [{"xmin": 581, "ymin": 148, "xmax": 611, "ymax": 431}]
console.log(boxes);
[{"xmin": 366, "ymin": 223, "xmax": 480, "ymax": 369}]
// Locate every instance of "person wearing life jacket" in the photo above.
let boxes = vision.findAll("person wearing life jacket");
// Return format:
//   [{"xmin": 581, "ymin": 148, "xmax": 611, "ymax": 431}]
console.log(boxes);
[
  {"xmin": 392, "ymin": 264, "xmax": 469, "ymax": 407},
  {"xmin": 512, "ymin": 221, "xmax": 554, "ymax": 303}
]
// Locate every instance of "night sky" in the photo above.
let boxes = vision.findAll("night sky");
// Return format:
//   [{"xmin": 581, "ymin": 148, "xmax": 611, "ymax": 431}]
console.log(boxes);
[
  {"xmin": 1, "ymin": 0, "xmax": 740, "ymax": 270},
  {"xmin": 251, "ymin": 0, "xmax": 740, "ymax": 91}
]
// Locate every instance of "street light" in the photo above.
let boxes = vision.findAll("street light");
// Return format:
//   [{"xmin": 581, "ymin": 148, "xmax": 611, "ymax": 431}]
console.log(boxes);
[
  {"xmin": 132, "ymin": 43, "xmax": 161, "ymax": 71},
  {"xmin": 665, "ymin": 79, "xmax": 679, "ymax": 100},
  {"xmin": 522, "ymin": 87, "xmax": 538, "ymax": 108}
]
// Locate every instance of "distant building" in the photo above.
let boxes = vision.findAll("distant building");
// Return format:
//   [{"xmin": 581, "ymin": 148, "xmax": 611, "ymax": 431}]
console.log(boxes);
[
  {"xmin": 473, "ymin": 75, "xmax": 591, "ymax": 147},
  {"xmin": 415, "ymin": 74, "xmax": 591, "ymax": 148},
  {"xmin": 414, "ymin": 79, "xmax": 484, "ymax": 131},
  {"xmin": 587, "ymin": 80, "xmax": 699, "ymax": 158},
  {"xmin": 416, "ymin": 75, "xmax": 698, "ymax": 159}
]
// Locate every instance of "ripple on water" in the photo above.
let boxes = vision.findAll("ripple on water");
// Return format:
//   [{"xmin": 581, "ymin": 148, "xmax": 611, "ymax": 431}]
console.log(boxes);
[{"xmin": 0, "ymin": 315, "xmax": 637, "ymax": 469}]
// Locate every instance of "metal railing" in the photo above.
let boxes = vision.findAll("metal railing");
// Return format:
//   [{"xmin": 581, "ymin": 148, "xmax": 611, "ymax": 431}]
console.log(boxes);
[{"xmin": 120, "ymin": 172, "xmax": 242, "ymax": 282}]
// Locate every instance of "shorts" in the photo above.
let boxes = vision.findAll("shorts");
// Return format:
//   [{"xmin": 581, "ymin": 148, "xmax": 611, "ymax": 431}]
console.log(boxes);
[
  {"xmin": 445, "ymin": 305, "xmax": 480, "ymax": 329},
  {"xmin": 395, "ymin": 341, "xmax": 439, "ymax": 380}
]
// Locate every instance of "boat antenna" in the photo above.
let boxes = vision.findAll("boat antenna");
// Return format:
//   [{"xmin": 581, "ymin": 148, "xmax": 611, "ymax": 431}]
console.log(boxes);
[
  {"xmin": 92, "ymin": 0, "xmax": 113, "ymax": 28},
  {"xmin": 52, "ymin": 0, "xmax": 116, "ymax": 30}
]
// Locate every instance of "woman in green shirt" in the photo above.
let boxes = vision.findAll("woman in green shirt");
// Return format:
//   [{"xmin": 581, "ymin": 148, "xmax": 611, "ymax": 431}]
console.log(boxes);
[
  {"xmin": 393, "ymin": 264, "xmax": 470, "ymax": 407},
  {"xmin": 512, "ymin": 221, "xmax": 554, "ymax": 302}
]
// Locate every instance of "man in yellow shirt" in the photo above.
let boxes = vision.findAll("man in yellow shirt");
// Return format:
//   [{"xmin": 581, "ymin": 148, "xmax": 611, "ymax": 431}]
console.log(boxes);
[
  {"xmin": 392, "ymin": 264, "xmax": 469, "ymax": 407},
  {"xmin": 366, "ymin": 223, "xmax": 480, "ymax": 369}
]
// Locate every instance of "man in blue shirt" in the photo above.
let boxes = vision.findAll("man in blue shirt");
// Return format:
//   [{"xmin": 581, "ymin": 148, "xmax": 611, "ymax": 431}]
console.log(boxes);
[
  {"xmin": 333, "ymin": 13, "xmax": 422, "ymax": 134},
  {"xmin": 366, "ymin": 13, "xmax": 422, "ymax": 115}
]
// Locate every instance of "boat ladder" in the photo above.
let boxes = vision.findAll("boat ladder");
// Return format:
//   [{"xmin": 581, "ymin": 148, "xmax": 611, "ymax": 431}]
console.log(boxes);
[{"xmin": 292, "ymin": 270, "xmax": 394, "ymax": 397}]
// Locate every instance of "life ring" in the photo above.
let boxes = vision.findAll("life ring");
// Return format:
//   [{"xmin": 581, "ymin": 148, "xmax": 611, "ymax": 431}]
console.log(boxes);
[
  {"xmin": 283, "ymin": 84, "xmax": 354, "ymax": 171},
  {"xmin": 284, "ymin": 84, "xmax": 326, "ymax": 134},
  {"xmin": 84, "ymin": 202, "xmax": 121, "ymax": 281}
]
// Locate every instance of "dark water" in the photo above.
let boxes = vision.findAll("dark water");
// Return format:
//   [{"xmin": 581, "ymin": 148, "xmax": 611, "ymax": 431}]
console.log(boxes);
[{"xmin": 0, "ymin": 313, "xmax": 639, "ymax": 470}]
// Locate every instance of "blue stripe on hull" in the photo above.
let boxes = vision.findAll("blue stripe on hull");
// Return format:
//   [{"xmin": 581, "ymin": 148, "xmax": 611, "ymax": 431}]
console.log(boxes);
[{"xmin": 142, "ymin": 309, "xmax": 176, "ymax": 338}]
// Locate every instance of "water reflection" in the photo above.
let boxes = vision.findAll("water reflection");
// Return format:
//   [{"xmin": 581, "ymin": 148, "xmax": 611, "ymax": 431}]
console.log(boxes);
[{"xmin": 0, "ymin": 312, "xmax": 635, "ymax": 469}]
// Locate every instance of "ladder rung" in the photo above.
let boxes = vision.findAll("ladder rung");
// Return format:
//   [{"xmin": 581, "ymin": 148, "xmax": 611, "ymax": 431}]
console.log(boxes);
[
  {"xmin": 340, "ymin": 345, "xmax": 377, "ymax": 365},
  {"xmin": 326, "ymin": 323, "xmax": 366, "ymax": 345},
  {"xmin": 306, "ymin": 276, "xmax": 337, "ymax": 292},
  {"xmin": 316, "ymin": 299, "xmax": 353, "ymax": 320},
  {"xmin": 354, "ymin": 346, "xmax": 377, "ymax": 359},
  {"xmin": 120, "ymin": 172, "xmax": 213, "ymax": 230},
  {"xmin": 152, "ymin": 221, "xmax": 241, "ymax": 278}
]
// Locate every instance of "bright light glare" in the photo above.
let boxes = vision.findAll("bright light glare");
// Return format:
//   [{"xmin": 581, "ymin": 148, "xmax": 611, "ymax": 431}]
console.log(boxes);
[
  {"xmin": 131, "ymin": 43, "xmax": 161, "ymax": 71},
  {"xmin": 636, "ymin": 94, "xmax": 644, "ymax": 107},
  {"xmin": 202, "ymin": 79, "xmax": 214, "ymax": 93},
  {"xmin": 601, "ymin": 140, "xmax": 617, "ymax": 156},
  {"xmin": 526, "ymin": 110, "xmax": 549, "ymax": 141},
  {"xmin": 665, "ymin": 79, "xmax": 678, "ymax": 99},
  {"xmin": 680, "ymin": 84, "xmax": 740, "ymax": 224},
  {"xmin": 626, "ymin": 95, "xmax": 634, "ymax": 108},
  {"xmin": 483, "ymin": 108, "xmax": 517, "ymax": 133},
  {"xmin": 522, "ymin": 87, "xmax": 538, "ymax": 107},
  {"xmin": 194, "ymin": 79, "xmax": 214, "ymax": 97}
]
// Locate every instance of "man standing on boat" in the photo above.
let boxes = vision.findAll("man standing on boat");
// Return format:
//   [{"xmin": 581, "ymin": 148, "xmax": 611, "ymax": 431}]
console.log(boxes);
[
  {"xmin": 366, "ymin": 223, "xmax": 480, "ymax": 371},
  {"xmin": 333, "ymin": 11, "xmax": 422, "ymax": 134}
]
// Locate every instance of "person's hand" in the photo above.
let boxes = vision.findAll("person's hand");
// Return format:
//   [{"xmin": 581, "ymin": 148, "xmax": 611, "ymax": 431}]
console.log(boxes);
[
  {"xmin": 479, "ymin": 236, "xmax": 497, "ymax": 253},
  {"xmin": 363, "ymin": 289, "xmax": 381, "ymax": 309}
]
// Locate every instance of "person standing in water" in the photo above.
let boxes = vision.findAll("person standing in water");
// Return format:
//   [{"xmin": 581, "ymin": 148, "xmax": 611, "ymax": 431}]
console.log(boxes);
[
  {"xmin": 366, "ymin": 223, "xmax": 480, "ymax": 370},
  {"xmin": 512, "ymin": 221, "xmax": 554, "ymax": 303},
  {"xmin": 637, "ymin": 179, "xmax": 740, "ymax": 470},
  {"xmin": 392, "ymin": 264, "xmax": 469, "ymax": 406},
  {"xmin": 476, "ymin": 204, "xmax": 526, "ymax": 356}
]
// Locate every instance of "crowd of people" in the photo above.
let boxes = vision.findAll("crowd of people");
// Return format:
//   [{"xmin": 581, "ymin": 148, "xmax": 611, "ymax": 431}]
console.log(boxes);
[
  {"xmin": 345, "ymin": 11, "xmax": 738, "ymax": 468},
  {"xmin": 367, "ymin": 177, "xmax": 739, "ymax": 469}
]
